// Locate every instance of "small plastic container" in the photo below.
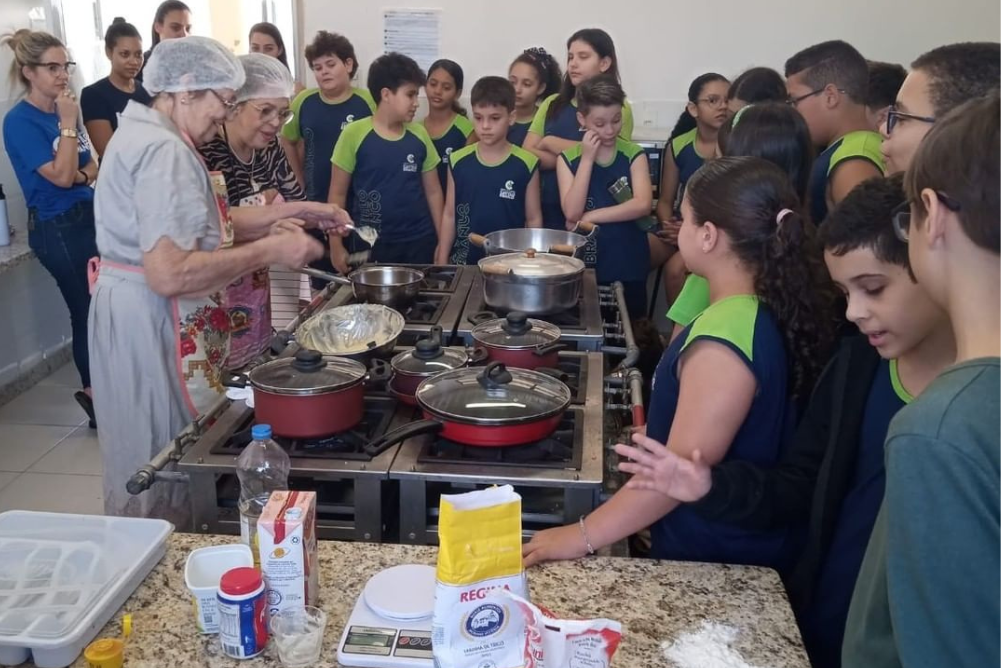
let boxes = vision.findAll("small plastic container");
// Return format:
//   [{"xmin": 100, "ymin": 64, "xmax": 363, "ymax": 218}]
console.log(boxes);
[
  {"xmin": 269, "ymin": 606, "xmax": 327, "ymax": 667},
  {"xmin": 184, "ymin": 544, "xmax": 254, "ymax": 634},
  {"xmin": 217, "ymin": 568, "xmax": 268, "ymax": 660}
]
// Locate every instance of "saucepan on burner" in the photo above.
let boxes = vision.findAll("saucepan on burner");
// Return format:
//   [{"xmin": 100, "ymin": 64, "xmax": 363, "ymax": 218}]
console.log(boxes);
[
  {"xmin": 478, "ymin": 250, "xmax": 584, "ymax": 316},
  {"xmin": 364, "ymin": 361, "xmax": 571, "ymax": 456},
  {"xmin": 469, "ymin": 311, "xmax": 565, "ymax": 370},
  {"xmin": 468, "ymin": 221, "xmax": 597, "ymax": 258},
  {"xmin": 295, "ymin": 303, "xmax": 405, "ymax": 362},
  {"xmin": 388, "ymin": 325, "xmax": 486, "ymax": 405},
  {"xmin": 296, "ymin": 265, "xmax": 424, "ymax": 309},
  {"xmin": 224, "ymin": 349, "xmax": 390, "ymax": 439}
]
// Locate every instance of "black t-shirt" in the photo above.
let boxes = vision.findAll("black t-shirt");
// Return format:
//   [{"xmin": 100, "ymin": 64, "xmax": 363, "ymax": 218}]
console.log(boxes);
[{"xmin": 80, "ymin": 76, "xmax": 153, "ymax": 131}]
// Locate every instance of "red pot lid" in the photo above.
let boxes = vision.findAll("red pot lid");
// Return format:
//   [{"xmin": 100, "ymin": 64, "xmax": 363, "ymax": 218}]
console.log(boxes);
[
  {"xmin": 470, "ymin": 312, "xmax": 561, "ymax": 350},
  {"xmin": 416, "ymin": 361, "xmax": 570, "ymax": 424}
]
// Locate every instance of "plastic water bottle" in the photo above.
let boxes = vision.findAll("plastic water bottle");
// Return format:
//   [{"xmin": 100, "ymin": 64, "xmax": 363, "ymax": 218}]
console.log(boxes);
[
  {"xmin": 0, "ymin": 184, "xmax": 10, "ymax": 247},
  {"xmin": 236, "ymin": 424, "xmax": 290, "ymax": 566}
]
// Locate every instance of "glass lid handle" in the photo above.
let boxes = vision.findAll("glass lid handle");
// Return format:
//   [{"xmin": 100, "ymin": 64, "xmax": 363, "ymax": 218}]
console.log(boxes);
[
  {"xmin": 414, "ymin": 325, "xmax": 444, "ymax": 360},
  {"xmin": 501, "ymin": 311, "xmax": 532, "ymax": 335},
  {"xmin": 477, "ymin": 361, "xmax": 513, "ymax": 390},
  {"xmin": 292, "ymin": 348, "xmax": 324, "ymax": 372}
]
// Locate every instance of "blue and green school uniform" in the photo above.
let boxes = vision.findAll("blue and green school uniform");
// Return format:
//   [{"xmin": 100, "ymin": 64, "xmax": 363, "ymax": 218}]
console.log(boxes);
[
  {"xmin": 507, "ymin": 118, "xmax": 533, "ymax": 147},
  {"xmin": 799, "ymin": 359, "xmax": 911, "ymax": 667},
  {"xmin": 809, "ymin": 130, "xmax": 883, "ymax": 224},
  {"xmin": 448, "ymin": 144, "xmax": 538, "ymax": 265},
  {"xmin": 647, "ymin": 295, "xmax": 797, "ymax": 567},
  {"xmin": 667, "ymin": 274, "xmax": 710, "ymax": 327},
  {"xmin": 667, "ymin": 127, "xmax": 708, "ymax": 215},
  {"xmin": 427, "ymin": 113, "xmax": 474, "ymax": 195},
  {"xmin": 332, "ymin": 117, "xmax": 440, "ymax": 264},
  {"xmin": 529, "ymin": 93, "xmax": 634, "ymax": 230},
  {"xmin": 560, "ymin": 137, "xmax": 649, "ymax": 317},
  {"xmin": 281, "ymin": 87, "xmax": 376, "ymax": 202}
]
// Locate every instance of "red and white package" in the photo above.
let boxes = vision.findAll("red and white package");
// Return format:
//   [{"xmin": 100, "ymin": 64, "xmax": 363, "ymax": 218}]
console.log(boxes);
[{"xmin": 491, "ymin": 589, "xmax": 623, "ymax": 667}]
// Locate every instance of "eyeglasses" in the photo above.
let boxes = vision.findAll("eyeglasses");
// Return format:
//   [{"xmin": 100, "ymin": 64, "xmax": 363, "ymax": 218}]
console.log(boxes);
[
  {"xmin": 247, "ymin": 102, "xmax": 294, "ymax": 125},
  {"xmin": 892, "ymin": 192, "xmax": 962, "ymax": 242},
  {"xmin": 209, "ymin": 89, "xmax": 239, "ymax": 118},
  {"xmin": 696, "ymin": 95, "xmax": 727, "ymax": 109},
  {"xmin": 885, "ymin": 105, "xmax": 936, "ymax": 135},
  {"xmin": 34, "ymin": 61, "xmax": 76, "ymax": 76},
  {"xmin": 787, "ymin": 87, "xmax": 846, "ymax": 107}
]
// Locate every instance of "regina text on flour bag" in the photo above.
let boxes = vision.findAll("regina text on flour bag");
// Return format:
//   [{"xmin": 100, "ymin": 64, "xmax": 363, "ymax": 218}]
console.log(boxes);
[{"xmin": 432, "ymin": 485, "xmax": 529, "ymax": 668}]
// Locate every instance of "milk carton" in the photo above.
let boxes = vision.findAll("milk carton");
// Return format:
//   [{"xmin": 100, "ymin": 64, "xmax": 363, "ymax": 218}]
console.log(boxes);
[{"xmin": 258, "ymin": 491, "xmax": 319, "ymax": 620}]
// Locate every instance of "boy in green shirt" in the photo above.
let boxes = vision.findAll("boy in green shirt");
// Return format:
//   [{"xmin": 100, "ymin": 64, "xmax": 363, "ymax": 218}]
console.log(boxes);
[{"xmin": 842, "ymin": 91, "xmax": 999, "ymax": 668}]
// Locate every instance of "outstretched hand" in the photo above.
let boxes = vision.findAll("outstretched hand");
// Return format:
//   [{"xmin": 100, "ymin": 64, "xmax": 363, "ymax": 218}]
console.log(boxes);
[
  {"xmin": 614, "ymin": 433, "xmax": 713, "ymax": 503},
  {"xmin": 522, "ymin": 524, "xmax": 589, "ymax": 568}
]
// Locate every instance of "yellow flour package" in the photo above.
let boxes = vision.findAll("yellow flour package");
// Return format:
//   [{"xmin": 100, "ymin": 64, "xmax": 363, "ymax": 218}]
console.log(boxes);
[{"xmin": 432, "ymin": 485, "xmax": 529, "ymax": 668}]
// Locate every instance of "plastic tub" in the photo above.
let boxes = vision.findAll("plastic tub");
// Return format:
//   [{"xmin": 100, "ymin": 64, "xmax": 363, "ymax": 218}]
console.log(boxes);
[{"xmin": 184, "ymin": 544, "xmax": 254, "ymax": 634}]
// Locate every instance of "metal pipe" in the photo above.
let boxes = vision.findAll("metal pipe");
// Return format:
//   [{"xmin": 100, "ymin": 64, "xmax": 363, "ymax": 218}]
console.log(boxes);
[
  {"xmin": 611, "ymin": 281, "xmax": 640, "ymax": 369},
  {"xmin": 625, "ymin": 367, "xmax": 645, "ymax": 427}
]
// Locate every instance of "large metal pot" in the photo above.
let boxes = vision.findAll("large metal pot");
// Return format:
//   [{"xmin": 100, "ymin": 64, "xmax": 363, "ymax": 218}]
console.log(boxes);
[
  {"xmin": 388, "ymin": 325, "xmax": 475, "ymax": 404},
  {"xmin": 296, "ymin": 303, "xmax": 405, "ymax": 361},
  {"xmin": 469, "ymin": 221, "xmax": 597, "ymax": 258},
  {"xmin": 298, "ymin": 265, "xmax": 424, "ymax": 309},
  {"xmin": 365, "ymin": 361, "xmax": 571, "ymax": 455},
  {"xmin": 470, "ymin": 312, "xmax": 564, "ymax": 369},
  {"xmin": 478, "ymin": 250, "xmax": 584, "ymax": 315}
]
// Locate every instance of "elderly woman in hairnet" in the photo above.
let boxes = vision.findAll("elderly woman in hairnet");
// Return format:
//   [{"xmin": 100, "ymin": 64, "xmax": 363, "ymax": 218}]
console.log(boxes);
[
  {"xmin": 199, "ymin": 53, "xmax": 347, "ymax": 368},
  {"xmin": 90, "ymin": 36, "xmax": 349, "ymax": 526}
]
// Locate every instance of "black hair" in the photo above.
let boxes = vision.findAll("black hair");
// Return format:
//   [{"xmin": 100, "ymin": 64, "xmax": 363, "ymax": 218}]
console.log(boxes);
[
  {"xmin": 471, "ymin": 76, "xmax": 515, "ymax": 111},
  {"xmin": 428, "ymin": 59, "xmax": 466, "ymax": 115},
  {"xmin": 784, "ymin": 40, "xmax": 869, "ymax": 104},
  {"xmin": 305, "ymin": 31, "xmax": 358, "ymax": 77},
  {"xmin": 820, "ymin": 173, "xmax": 910, "ymax": 269},
  {"xmin": 669, "ymin": 72, "xmax": 729, "ymax": 140},
  {"xmin": 721, "ymin": 103, "xmax": 814, "ymax": 205},
  {"xmin": 911, "ymin": 42, "xmax": 1001, "ymax": 117},
  {"xmin": 548, "ymin": 28, "xmax": 620, "ymax": 121},
  {"xmin": 367, "ymin": 52, "xmax": 425, "ymax": 104},
  {"xmin": 150, "ymin": 1, "xmax": 190, "ymax": 46},
  {"xmin": 728, "ymin": 67, "xmax": 786, "ymax": 105},
  {"xmin": 906, "ymin": 90, "xmax": 1000, "ymax": 253},
  {"xmin": 575, "ymin": 75, "xmax": 625, "ymax": 116},
  {"xmin": 105, "ymin": 17, "xmax": 141, "ymax": 52},
  {"xmin": 510, "ymin": 47, "xmax": 562, "ymax": 102},
  {"xmin": 249, "ymin": 22, "xmax": 289, "ymax": 69},
  {"xmin": 865, "ymin": 60, "xmax": 906, "ymax": 110},
  {"xmin": 686, "ymin": 156, "xmax": 836, "ymax": 399}
]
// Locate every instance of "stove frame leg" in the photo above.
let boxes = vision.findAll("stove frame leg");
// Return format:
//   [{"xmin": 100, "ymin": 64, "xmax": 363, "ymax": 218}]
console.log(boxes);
[
  {"xmin": 399, "ymin": 480, "xmax": 428, "ymax": 545},
  {"xmin": 189, "ymin": 471, "xmax": 222, "ymax": 534},
  {"xmin": 564, "ymin": 488, "xmax": 597, "ymax": 524},
  {"xmin": 354, "ymin": 477, "xmax": 383, "ymax": 543}
]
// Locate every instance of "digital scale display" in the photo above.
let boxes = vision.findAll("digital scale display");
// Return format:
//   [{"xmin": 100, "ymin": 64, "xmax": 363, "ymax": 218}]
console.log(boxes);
[
  {"xmin": 341, "ymin": 626, "xmax": 434, "ymax": 661},
  {"xmin": 346, "ymin": 631, "xmax": 393, "ymax": 648}
]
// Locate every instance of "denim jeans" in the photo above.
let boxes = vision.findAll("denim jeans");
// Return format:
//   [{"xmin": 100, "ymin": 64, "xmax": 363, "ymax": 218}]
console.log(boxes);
[{"xmin": 28, "ymin": 200, "xmax": 98, "ymax": 388}]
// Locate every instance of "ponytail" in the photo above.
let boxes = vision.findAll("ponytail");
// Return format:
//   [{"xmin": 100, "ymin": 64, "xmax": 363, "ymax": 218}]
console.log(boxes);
[
  {"xmin": 2, "ymin": 29, "xmax": 64, "ymax": 92},
  {"xmin": 671, "ymin": 71, "xmax": 730, "ymax": 140},
  {"xmin": 687, "ymin": 157, "xmax": 837, "ymax": 399}
]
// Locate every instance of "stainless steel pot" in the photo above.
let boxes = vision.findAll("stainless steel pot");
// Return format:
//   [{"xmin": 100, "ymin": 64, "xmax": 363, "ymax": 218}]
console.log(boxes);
[
  {"xmin": 297, "ymin": 265, "xmax": 424, "ymax": 309},
  {"xmin": 478, "ymin": 250, "xmax": 585, "ymax": 315},
  {"xmin": 468, "ymin": 221, "xmax": 597, "ymax": 258},
  {"xmin": 295, "ymin": 303, "xmax": 405, "ymax": 361}
]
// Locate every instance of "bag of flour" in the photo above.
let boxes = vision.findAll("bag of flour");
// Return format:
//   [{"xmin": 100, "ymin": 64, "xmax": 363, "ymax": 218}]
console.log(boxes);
[{"xmin": 432, "ymin": 485, "xmax": 529, "ymax": 668}]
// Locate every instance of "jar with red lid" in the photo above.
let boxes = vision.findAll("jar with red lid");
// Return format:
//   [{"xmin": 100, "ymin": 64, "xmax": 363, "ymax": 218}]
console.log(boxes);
[{"xmin": 217, "ymin": 566, "xmax": 268, "ymax": 659}]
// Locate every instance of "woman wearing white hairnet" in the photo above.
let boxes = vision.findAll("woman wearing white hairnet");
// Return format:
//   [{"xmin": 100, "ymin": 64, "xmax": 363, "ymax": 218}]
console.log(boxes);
[
  {"xmin": 199, "ymin": 53, "xmax": 347, "ymax": 368},
  {"xmin": 89, "ymin": 37, "xmax": 348, "ymax": 526}
]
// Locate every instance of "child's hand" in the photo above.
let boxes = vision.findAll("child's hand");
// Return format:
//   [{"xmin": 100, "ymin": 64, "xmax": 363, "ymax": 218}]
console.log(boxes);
[
  {"xmin": 580, "ymin": 130, "xmax": 601, "ymax": 161},
  {"xmin": 657, "ymin": 218, "xmax": 681, "ymax": 245},
  {"xmin": 522, "ymin": 524, "xmax": 590, "ymax": 567},
  {"xmin": 614, "ymin": 433, "xmax": 713, "ymax": 503}
]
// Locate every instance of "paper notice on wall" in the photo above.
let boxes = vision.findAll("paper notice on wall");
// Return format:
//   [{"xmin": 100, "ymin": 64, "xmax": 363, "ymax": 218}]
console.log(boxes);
[{"xmin": 383, "ymin": 8, "xmax": 441, "ymax": 74}]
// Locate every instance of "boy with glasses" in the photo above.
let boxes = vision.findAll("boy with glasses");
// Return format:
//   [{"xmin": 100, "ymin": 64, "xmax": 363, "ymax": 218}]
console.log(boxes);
[
  {"xmin": 785, "ymin": 40, "xmax": 884, "ymax": 223},
  {"xmin": 843, "ymin": 91, "xmax": 999, "ymax": 668},
  {"xmin": 880, "ymin": 41, "xmax": 1000, "ymax": 174}
]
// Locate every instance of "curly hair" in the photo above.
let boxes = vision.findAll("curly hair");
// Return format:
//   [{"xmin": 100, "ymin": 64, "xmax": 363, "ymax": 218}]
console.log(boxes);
[
  {"xmin": 686, "ymin": 156, "xmax": 837, "ymax": 398},
  {"xmin": 510, "ymin": 47, "xmax": 562, "ymax": 102}
]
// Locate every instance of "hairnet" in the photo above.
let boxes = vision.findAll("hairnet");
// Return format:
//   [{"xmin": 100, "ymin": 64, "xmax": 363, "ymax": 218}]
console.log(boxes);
[
  {"xmin": 235, "ymin": 53, "xmax": 294, "ymax": 103},
  {"xmin": 142, "ymin": 35, "xmax": 245, "ymax": 95}
]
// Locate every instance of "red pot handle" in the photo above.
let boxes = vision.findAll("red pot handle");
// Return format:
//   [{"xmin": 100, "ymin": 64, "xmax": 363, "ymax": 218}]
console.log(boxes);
[{"xmin": 364, "ymin": 419, "xmax": 443, "ymax": 456}]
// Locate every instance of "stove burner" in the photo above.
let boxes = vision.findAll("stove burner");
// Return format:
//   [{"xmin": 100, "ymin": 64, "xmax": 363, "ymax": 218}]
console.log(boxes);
[
  {"xmin": 534, "ymin": 356, "xmax": 586, "ymax": 405},
  {"xmin": 398, "ymin": 296, "xmax": 448, "ymax": 324},
  {"xmin": 373, "ymin": 264, "xmax": 460, "ymax": 292}
]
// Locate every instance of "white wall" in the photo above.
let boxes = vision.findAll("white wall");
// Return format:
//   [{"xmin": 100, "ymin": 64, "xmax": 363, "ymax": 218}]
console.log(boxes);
[{"xmin": 300, "ymin": 0, "xmax": 1000, "ymax": 134}]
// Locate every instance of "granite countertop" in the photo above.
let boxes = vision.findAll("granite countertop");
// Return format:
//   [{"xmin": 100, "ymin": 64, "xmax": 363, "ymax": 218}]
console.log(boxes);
[
  {"xmin": 0, "ymin": 234, "xmax": 33, "ymax": 276},
  {"xmin": 56, "ymin": 533, "xmax": 808, "ymax": 667}
]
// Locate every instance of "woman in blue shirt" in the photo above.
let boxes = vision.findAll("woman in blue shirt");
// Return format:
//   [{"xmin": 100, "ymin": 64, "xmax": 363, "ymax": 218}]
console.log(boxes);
[{"xmin": 2, "ymin": 29, "xmax": 99, "ymax": 426}]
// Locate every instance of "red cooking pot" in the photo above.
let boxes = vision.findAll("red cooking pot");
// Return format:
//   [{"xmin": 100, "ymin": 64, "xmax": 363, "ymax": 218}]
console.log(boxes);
[
  {"xmin": 389, "ymin": 326, "xmax": 478, "ymax": 405},
  {"xmin": 470, "ymin": 312, "xmax": 565, "ymax": 370},
  {"xmin": 365, "ymin": 361, "xmax": 571, "ymax": 455},
  {"xmin": 229, "ymin": 349, "xmax": 388, "ymax": 439}
]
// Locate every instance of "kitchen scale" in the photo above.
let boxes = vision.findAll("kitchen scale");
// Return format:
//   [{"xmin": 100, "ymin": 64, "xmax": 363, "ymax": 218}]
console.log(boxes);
[{"xmin": 337, "ymin": 564, "xmax": 436, "ymax": 667}]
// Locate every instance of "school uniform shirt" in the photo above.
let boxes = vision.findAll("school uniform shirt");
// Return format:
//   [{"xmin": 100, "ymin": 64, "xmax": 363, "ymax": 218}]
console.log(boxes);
[
  {"xmin": 80, "ymin": 77, "xmax": 152, "ymax": 132},
  {"xmin": 843, "ymin": 359, "xmax": 1000, "ymax": 668},
  {"xmin": 448, "ymin": 143, "xmax": 538, "ymax": 265},
  {"xmin": 559, "ymin": 138, "xmax": 649, "ymax": 285},
  {"xmin": 668, "ymin": 127, "xmax": 707, "ymax": 213},
  {"xmin": 332, "ymin": 117, "xmax": 440, "ymax": 246},
  {"xmin": 281, "ymin": 87, "xmax": 376, "ymax": 202},
  {"xmin": 428, "ymin": 113, "xmax": 474, "ymax": 195},
  {"xmin": 2, "ymin": 99, "xmax": 94, "ymax": 221},
  {"xmin": 529, "ymin": 93, "xmax": 635, "ymax": 229},
  {"xmin": 666, "ymin": 274, "xmax": 710, "ymax": 326},
  {"xmin": 798, "ymin": 359, "xmax": 910, "ymax": 668},
  {"xmin": 647, "ymin": 295, "xmax": 796, "ymax": 567},
  {"xmin": 507, "ymin": 119, "xmax": 532, "ymax": 147},
  {"xmin": 809, "ymin": 130, "xmax": 884, "ymax": 223}
]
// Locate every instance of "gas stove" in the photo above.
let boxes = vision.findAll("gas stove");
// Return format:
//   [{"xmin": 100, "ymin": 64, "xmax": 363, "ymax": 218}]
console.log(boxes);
[
  {"xmin": 455, "ymin": 270, "xmax": 606, "ymax": 351},
  {"xmin": 389, "ymin": 350, "xmax": 606, "ymax": 545}
]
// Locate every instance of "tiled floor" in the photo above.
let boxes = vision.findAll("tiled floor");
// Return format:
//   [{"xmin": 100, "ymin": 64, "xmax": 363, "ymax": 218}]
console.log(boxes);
[{"xmin": 0, "ymin": 363, "xmax": 103, "ymax": 514}]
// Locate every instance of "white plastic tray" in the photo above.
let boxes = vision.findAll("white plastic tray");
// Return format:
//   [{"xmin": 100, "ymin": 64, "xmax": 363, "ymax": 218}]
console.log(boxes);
[{"xmin": 0, "ymin": 511, "xmax": 172, "ymax": 668}]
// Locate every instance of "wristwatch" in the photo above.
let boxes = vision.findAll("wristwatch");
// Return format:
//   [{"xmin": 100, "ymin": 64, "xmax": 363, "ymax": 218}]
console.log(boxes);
[{"xmin": 59, "ymin": 127, "xmax": 78, "ymax": 139}]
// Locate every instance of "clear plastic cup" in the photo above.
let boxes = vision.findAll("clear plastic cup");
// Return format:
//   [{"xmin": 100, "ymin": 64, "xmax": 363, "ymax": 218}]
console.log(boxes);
[{"xmin": 269, "ymin": 606, "xmax": 327, "ymax": 667}]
